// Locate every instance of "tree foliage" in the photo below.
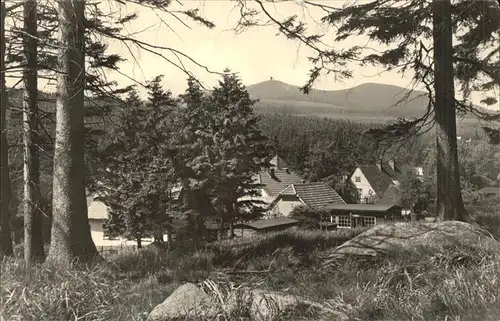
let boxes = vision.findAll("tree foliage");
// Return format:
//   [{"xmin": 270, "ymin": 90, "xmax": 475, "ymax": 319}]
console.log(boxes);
[
  {"xmin": 97, "ymin": 77, "xmax": 178, "ymax": 247},
  {"xmin": 397, "ymin": 166, "xmax": 431, "ymax": 212},
  {"xmin": 97, "ymin": 71, "xmax": 274, "ymax": 243},
  {"xmin": 180, "ymin": 70, "xmax": 274, "ymax": 236}
]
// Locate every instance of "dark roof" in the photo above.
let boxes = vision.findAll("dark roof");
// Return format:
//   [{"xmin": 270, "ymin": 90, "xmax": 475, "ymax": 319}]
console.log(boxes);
[
  {"xmin": 270, "ymin": 155, "xmax": 289, "ymax": 169},
  {"xmin": 238, "ymin": 217, "xmax": 299, "ymax": 230},
  {"xmin": 376, "ymin": 185, "xmax": 402, "ymax": 206},
  {"xmin": 258, "ymin": 169, "xmax": 304, "ymax": 196},
  {"xmin": 324, "ymin": 203, "xmax": 399, "ymax": 212},
  {"xmin": 477, "ymin": 187, "xmax": 500, "ymax": 195},
  {"xmin": 280, "ymin": 182, "xmax": 345, "ymax": 209},
  {"xmin": 357, "ymin": 163, "xmax": 399, "ymax": 196},
  {"xmin": 381, "ymin": 162, "xmax": 400, "ymax": 179}
]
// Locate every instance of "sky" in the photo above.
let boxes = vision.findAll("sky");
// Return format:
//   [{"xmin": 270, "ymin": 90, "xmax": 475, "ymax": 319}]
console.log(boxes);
[
  {"xmin": 104, "ymin": 0, "xmax": 420, "ymax": 94},
  {"xmin": 5, "ymin": 0, "xmax": 499, "ymax": 110}
]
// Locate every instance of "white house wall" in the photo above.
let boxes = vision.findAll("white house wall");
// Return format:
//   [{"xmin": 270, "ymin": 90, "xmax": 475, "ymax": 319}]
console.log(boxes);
[
  {"xmin": 350, "ymin": 167, "xmax": 376, "ymax": 202},
  {"xmin": 276, "ymin": 196, "xmax": 304, "ymax": 217},
  {"xmin": 89, "ymin": 219, "xmax": 169, "ymax": 247}
]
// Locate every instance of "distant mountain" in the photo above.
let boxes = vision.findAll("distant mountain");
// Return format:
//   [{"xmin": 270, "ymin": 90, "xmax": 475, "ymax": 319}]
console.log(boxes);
[{"xmin": 246, "ymin": 80, "xmax": 476, "ymax": 121}]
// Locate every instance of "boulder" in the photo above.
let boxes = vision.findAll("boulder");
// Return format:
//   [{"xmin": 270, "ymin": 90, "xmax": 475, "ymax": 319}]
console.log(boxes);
[
  {"xmin": 148, "ymin": 282, "xmax": 348, "ymax": 321},
  {"xmin": 147, "ymin": 283, "xmax": 220, "ymax": 321},
  {"xmin": 323, "ymin": 221, "xmax": 500, "ymax": 264}
]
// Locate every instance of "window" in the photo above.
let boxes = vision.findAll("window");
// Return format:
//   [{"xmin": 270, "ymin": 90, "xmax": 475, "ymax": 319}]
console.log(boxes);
[
  {"xmin": 355, "ymin": 176, "xmax": 361, "ymax": 182},
  {"xmin": 338, "ymin": 215, "xmax": 351, "ymax": 228},
  {"xmin": 362, "ymin": 216, "xmax": 376, "ymax": 227}
]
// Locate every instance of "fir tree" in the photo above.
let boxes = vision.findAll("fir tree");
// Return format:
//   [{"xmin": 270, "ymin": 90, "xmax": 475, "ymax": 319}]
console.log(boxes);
[
  {"xmin": 98, "ymin": 79, "xmax": 178, "ymax": 248},
  {"xmin": 205, "ymin": 70, "xmax": 274, "ymax": 238}
]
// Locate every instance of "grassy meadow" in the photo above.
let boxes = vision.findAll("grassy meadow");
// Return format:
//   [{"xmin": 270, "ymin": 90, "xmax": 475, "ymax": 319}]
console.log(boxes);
[{"xmin": 1, "ymin": 206, "xmax": 500, "ymax": 321}]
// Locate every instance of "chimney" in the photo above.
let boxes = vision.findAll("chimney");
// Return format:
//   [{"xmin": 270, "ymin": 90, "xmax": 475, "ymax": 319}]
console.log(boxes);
[
  {"xmin": 269, "ymin": 168, "xmax": 275, "ymax": 178},
  {"xmin": 389, "ymin": 159, "xmax": 395, "ymax": 171}
]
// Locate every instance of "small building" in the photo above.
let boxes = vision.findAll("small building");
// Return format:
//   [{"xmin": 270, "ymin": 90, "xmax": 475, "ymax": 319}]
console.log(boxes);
[
  {"xmin": 268, "ymin": 182, "xmax": 346, "ymax": 217},
  {"xmin": 477, "ymin": 186, "xmax": 500, "ymax": 198},
  {"xmin": 323, "ymin": 203, "xmax": 402, "ymax": 229},
  {"xmin": 235, "ymin": 217, "xmax": 300, "ymax": 236}
]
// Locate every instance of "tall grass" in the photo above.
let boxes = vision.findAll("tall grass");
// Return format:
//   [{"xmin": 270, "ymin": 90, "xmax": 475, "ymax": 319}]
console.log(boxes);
[
  {"xmin": 2, "ymin": 225, "xmax": 500, "ymax": 321},
  {"xmin": 0, "ymin": 256, "xmax": 177, "ymax": 321}
]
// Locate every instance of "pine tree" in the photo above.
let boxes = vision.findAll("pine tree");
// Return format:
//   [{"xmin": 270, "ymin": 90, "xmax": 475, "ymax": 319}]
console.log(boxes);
[
  {"xmin": 22, "ymin": 0, "xmax": 45, "ymax": 266},
  {"xmin": 45, "ymin": 0, "xmax": 101, "ymax": 265},
  {"xmin": 0, "ymin": 1, "xmax": 14, "ymax": 257},
  {"xmin": 205, "ymin": 70, "xmax": 273, "ymax": 238}
]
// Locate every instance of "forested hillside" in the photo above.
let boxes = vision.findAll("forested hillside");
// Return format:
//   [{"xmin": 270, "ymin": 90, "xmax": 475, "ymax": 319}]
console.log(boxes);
[{"xmin": 248, "ymin": 80, "xmax": 489, "ymax": 134}]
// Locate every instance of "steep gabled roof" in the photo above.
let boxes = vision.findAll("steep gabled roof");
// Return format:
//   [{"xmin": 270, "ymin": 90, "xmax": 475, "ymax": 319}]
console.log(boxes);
[
  {"xmin": 357, "ymin": 163, "xmax": 398, "ymax": 196},
  {"xmin": 381, "ymin": 162, "xmax": 400, "ymax": 179},
  {"xmin": 280, "ymin": 182, "xmax": 345, "ymax": 209},
  {"xmin": 258, "ymin": 169, "xmax": 304, "ymax": 196},
  {"xmin": 376, "ymin": 185, "xmax": 402, "ymax": 206}
]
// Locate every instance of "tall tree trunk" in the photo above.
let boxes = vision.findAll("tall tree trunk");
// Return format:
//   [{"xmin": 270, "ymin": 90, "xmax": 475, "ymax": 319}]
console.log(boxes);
[
  {"xmin": 432, "ymin": 0, "xmax": 470, "ymax": 222},
  {"xmin": 0, "ymin": 1, "xmax": 14, "ymax": 257},
  {"xmin": 23, "ymin": 0, "xmax": 45, "ymax": 266},
  {"xmin": 45, "ymin": 0, "xmax": 101, "ymax": 266}
]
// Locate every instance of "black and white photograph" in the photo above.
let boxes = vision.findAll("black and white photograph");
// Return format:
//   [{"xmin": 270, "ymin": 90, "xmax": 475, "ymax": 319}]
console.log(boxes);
[{"xmin": 1, "ymin": 0, "xmax": 499, "ymax": 320}]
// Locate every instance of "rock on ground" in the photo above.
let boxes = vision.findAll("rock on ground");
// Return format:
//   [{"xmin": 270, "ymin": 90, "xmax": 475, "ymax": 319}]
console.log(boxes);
[
  {"xmin": 148, "ymin": 282, "xmax": 348, "ymax": 321},
  {"xmin": 147, "ymin": 283, "xmax": 220, "ymax": 321},
  {"xmin": 323, "ymin": 221, "xmax": 500, "ymax": 262}
]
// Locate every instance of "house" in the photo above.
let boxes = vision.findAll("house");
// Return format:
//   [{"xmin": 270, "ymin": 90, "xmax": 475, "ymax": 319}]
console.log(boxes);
[
  {"xmin": 235, "ymin": 217, "xmax": 300, "ymax": 237},
  {"xmin": 323, "ymin": 203, "xmax": 402, "ymax": 229},
  {"xmin": 268, "ymin": 182, "xmax": 346, "ymax": 217},
  {"xmin": 237, "ymin": 155, "xmax": 304, "ymax": 211},
  {"xmin": 477, "ymin": 186, "xmax": 500, "ymax": 198},
  {"xmin": 349, "ymin": 159, "xmax": 401, "ymax": 204}
]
